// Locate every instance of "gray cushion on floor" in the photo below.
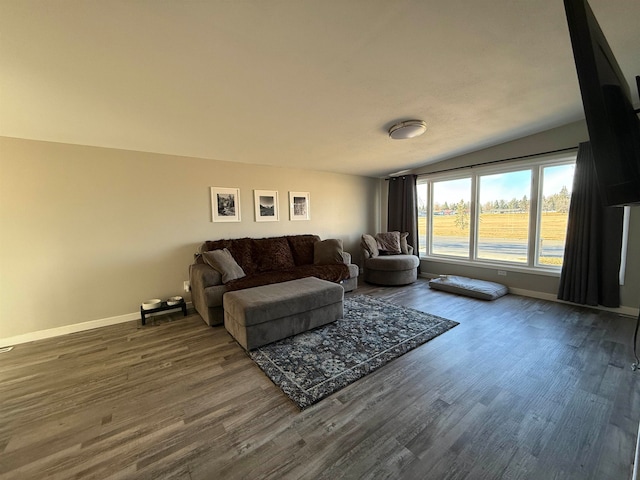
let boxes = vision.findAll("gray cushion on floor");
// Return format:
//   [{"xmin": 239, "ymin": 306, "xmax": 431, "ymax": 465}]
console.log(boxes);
[{"xmin": 429, "ymin": 275, "xmax": 508, "ymax": 300}]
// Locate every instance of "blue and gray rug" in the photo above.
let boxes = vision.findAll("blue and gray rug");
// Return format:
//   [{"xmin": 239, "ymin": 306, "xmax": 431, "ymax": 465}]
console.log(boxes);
[{"xmin": 249, "ymin": 294, "xmax": 459, "ymax": 409}]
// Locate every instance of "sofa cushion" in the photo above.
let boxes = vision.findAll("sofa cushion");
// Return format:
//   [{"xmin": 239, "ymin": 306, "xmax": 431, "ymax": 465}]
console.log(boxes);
[
  {"xmin": 376, "ymin": 231, "xmax": 401, "ymax": 254},
  {"xmin": 226, "ymin": 264, "xmax": 351, "ymax": 292},
  {"xmin": 286, "ymin": 234, "xmax": 320, "ymax": 266},
  {"xmin": 361, "ymin": 234, "xmax": 379, "ymax": 258},
  {"xmin": 399, "ymin": 232, "xmax": 410, "ymax": 254},
  {"xmin": 314, "ymin": 238, "xmax": 344, "ymax": 265},
  {"xmin": 227, "ymin": 238, "xmax": 257, "ymax": 276},
  {"xmin": 295, "ymin": 264, "xmax": 351, "ymax": 283},
  {"xmin": 252, "ymin": 237, "xmax": 296, "ymax": 273},
  {"xmin": 202, "ymin": 248, "xmax": 246, "ymax": 283}
]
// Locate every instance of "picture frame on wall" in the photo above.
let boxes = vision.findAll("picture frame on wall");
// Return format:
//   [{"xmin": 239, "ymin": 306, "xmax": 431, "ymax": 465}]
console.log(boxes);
[
  {"xmin": 289, "ymin": 191, "xmax": 310, "ymax": 221},
  {"xmin": 254, "ymin": 190, "xmax": 279, "ymax": 222},
  {"xmin": 211, "ymin": 187, "xmax": 241, "ymax": 222}
]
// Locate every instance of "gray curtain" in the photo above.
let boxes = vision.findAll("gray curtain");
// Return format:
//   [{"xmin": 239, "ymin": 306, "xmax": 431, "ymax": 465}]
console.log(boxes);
[
  {"xmin": 387, "ymin": 175, "xmax": 419, "ymax": 255},
  {"xmin": 558, "ymin": 142, "xmax": 623, "ymax": 307}
]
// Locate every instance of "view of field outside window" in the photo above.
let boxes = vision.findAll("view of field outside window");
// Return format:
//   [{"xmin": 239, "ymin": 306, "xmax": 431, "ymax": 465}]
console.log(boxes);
[
  {"xmin": 417, "ymin": 183, "xmax": 428, "ymax": 256},
  {"xmin": 538, "ymin": 164, "xmax": 575, "ymax": 265},
  {"xmin": 477, "ymin": 170, "xmax": 531, "ymax": 263},
  {"xmin": 417, "ymin": 162, "xmax": 575, "ymax": 267},
  {"xmin": 426, "ymin": 178, "xmax": 472, "ymax": 257}
]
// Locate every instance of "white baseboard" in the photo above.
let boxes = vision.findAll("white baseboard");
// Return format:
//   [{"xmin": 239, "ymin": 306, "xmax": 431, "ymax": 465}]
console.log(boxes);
[
  {"xmin": 420, "ymin": 273, "xmax": 640, "ymax": 318},
  {"xmin": 0, "ymin": 302, "xmax": 193, "ymax": 348},
  {"xmin": 508, "ymin": 286, "xmax": 640, "ymax": 318}
]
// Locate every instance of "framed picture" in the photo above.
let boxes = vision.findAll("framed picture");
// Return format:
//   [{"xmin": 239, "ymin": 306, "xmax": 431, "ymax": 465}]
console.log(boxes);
[
  {"xmin": 211, "ymin": 187, "xmax": 241, "ymax": 222},
  {"xmin": 289, "ymin": 191, "xmax": 310, "ymax": 221},
  {"xmin": 254, "ymin": 190, "xmax": 279, "ymax": 222}
]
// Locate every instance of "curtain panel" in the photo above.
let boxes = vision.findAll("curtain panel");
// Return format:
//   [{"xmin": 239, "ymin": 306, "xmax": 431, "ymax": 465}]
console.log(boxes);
[
  {"xmin": 387, "ymin": 175, "xmax": 419, "ymax": 256},
  {"xmin": 558, "ymin": 142, "xmax": 623, "ymax": 307}
]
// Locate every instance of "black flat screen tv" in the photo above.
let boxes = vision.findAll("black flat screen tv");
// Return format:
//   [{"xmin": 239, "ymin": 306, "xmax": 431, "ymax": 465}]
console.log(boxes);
[{"xmin": 563, "ymin": 0, "xmax": 640, "ymax": 207}]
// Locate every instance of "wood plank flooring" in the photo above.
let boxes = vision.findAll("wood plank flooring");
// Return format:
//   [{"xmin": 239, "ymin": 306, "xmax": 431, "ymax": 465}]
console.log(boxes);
[{"xmin": 1, "ymin": 278, "xmax": 638, "ymax": 479}]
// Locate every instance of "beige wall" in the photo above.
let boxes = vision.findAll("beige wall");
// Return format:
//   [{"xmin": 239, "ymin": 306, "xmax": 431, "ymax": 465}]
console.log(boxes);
[
  {"xmin": 0, "ymin": 137, "xmax": 380, "ymax": 339},
  {"xmin": 4, "ymin": 119, "xmax": 638, "ymax": 341},
  {"xmin": 410, "ymin": 120, "xmax": 640, "ymax": 312}
]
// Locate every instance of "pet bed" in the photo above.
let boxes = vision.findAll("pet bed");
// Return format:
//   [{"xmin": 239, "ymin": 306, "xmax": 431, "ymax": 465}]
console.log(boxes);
[{"xmin": 428, "ymin": 275, "xmax": 508, "ymax": 300}]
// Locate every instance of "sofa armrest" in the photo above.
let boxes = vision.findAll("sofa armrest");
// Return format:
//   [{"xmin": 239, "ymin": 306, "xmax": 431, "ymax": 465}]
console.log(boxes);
[
  {"xmin": 341, "ymin": 251, "xmax": 352, "ymax": 264},
  {"xmin": 190, "ymin": 263, "xmax": 222, "ymax": 290},
  {"xmin": 189, "ymin": 263, "xmax": 224, "ymax": 326}
]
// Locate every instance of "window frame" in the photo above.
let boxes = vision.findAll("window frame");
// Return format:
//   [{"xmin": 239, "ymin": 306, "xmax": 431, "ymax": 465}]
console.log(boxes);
[{"xmin": 418, "ymin": 151, "xmax": 577, "ymax": 275}]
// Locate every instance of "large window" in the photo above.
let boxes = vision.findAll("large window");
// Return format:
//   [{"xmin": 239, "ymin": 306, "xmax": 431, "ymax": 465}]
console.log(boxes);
[
  {"xmin": 538, "ymin": 164, "xmax": 575, "ymax": 266},
  {"xmin": 417, "ymin": 153, "xmax": 576, "ymax": 270},
  {"xmin": 477, "ymin": 170, "xmax": 531, "ymax": 263},
  {"xmin": 430, "ymin": 178, "xmax": 471, "ymax": 258}
]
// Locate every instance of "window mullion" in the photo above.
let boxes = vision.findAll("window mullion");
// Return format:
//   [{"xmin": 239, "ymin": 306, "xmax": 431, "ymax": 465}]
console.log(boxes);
[
  {"xmin": 428, "ymin": 180, "xmax": 434, "ymax": 256},
  {"xmin": 470, "ymin": 174, "xmax": 478, "ymax": 260},
  {"xmin": 529, "ymin": 167, "xmax": 541, "ymax": 267}
]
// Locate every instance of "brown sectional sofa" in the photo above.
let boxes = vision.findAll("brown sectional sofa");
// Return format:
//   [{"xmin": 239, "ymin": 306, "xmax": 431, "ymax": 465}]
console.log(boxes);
[{"xmin": 190, "ymin": 234, "xmax": 359, "ymax": 326}]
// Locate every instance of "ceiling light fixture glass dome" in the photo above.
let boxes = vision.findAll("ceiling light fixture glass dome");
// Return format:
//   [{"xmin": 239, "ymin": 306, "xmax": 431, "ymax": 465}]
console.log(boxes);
[{"xmin": 388, "ymin": 120, "xmax": 427, "ymax": 139}]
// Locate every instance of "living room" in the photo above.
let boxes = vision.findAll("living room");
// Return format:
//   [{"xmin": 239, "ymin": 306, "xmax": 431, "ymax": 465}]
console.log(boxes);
[{"xmin": 1, "ymin": 1, "xmax": 640, "ymax": 479}]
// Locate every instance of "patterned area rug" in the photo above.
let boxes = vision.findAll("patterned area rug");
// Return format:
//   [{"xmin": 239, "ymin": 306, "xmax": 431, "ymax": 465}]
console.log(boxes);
[{"xmin": 249, "ymin": 295, "xmax": 459, "ymax": 409}]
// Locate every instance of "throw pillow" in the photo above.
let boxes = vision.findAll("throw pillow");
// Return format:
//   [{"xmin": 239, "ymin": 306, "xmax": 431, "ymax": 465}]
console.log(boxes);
[
  {"xmin": 375, "ymin": 231, "xmax": 401, "ymax": 254},
  {"xmin": 400, "ymin": 232, "xmax": 409, "ymax": 254},
  {"xmin": 202, "ymin": 248, "xmax": 246, "ymax": 283},
  {"xmin": 361, "ymin": 234, "xmax": 379, "ymax": 258},
  {"xmin": 314, "ymin": 239, "xmax": 344, "ymax": 265},
  {"xmin": 226, "ymin": 238, "xmax": 257, "ymax": 276},
  {"xmin": 200, "ymin": 238, "xmax": 256, "ymax": 276},
  {"xmin": 252, "ymin": 237, "xmax": 296, "ymax": 272},
  {"xmin": 287, "ymin": 234, "xmax": 320, "ymax": 266}
]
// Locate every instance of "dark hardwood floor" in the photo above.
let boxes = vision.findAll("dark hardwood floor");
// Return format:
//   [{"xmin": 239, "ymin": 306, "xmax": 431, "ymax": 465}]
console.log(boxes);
[{"xmin": 1, "ymin": 278, "xmax": 638, "ymax": 479}]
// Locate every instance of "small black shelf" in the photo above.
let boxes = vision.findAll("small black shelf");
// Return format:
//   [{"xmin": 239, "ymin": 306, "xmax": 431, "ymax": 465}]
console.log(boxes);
[{"xmin": 140, "ymin": 300, "xmax": 187, "ymax": 325}]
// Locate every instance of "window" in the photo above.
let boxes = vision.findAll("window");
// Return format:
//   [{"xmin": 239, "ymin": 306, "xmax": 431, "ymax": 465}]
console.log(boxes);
[
  {"xmin": 477, "ymin": 170, "xmax": 531, "ymax": 263},
  {"xmin": 538, "ymin": 164, "xmax": 575, "ymax": 266},
  {"xmin": 430, "ymin": 178, "xmax": 471, "ymax": 258},
  {"xmin": 417, "ymin": 152, "xmax": 576, "ymax": 271}
]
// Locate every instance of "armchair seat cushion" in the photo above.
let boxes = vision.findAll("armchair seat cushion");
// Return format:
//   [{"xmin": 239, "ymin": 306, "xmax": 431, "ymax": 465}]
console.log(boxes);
[
  {"xmin": 365, "ymin": 255, "xmax": 419, "ymax": 271},
  {"xmin": 363, "ymin": 254, "xmax": 419, "ymax": 286}
]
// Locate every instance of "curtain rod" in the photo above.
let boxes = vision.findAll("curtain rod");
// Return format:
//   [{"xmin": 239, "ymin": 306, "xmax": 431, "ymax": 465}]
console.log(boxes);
[{"xmin": 385, "ymin": 145, "xmax": 579, "ymax": 180}]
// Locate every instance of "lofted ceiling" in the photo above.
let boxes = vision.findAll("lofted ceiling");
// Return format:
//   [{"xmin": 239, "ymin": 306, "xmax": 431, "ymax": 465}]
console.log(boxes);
[{"xmin": 1, "ymin": 0, "xmax": 639, "ymax": 178}]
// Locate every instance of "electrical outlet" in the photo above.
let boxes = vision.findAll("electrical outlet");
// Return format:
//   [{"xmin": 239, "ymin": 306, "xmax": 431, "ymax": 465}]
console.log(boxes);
[
  {"xmin": 183, "ymin": 281, "xmax": 191, "ymax": 292},
  {"xmin": 497, "ymin": 270, "xmax": 507, "ymax": 276}
]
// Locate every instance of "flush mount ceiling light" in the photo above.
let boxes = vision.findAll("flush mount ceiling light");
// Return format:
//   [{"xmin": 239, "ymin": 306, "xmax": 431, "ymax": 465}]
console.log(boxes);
[{"xmin": 388, "ymin": 120, "xmax": 427, "ymax": 140}]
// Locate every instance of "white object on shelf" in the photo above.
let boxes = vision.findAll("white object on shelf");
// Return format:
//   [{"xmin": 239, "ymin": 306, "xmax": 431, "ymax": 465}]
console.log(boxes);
[
  {"xmin": 167, "ymin": 296, "xmax": 183, "ymax": 306},
  {"xmin": 142, "ymin": 299, "xmax": 162, "ymax": 310}
]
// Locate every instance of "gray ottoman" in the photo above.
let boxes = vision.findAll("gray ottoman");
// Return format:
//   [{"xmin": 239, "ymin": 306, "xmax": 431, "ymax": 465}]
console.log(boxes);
[{"xmin": 223, "ymin": 277, "xmax": 344, "ymax": 350}]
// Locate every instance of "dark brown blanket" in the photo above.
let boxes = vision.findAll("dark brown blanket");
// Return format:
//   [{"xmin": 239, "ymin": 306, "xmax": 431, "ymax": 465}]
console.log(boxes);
[{"xmin": 225, "ymin": 264, "xmax": 350, "ymax": 292}]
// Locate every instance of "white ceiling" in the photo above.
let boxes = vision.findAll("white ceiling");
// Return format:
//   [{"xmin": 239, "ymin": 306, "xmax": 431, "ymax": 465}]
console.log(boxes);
[{"xmin": 1, "ymin": 1, "xmax": 639, "ymax": 178}]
